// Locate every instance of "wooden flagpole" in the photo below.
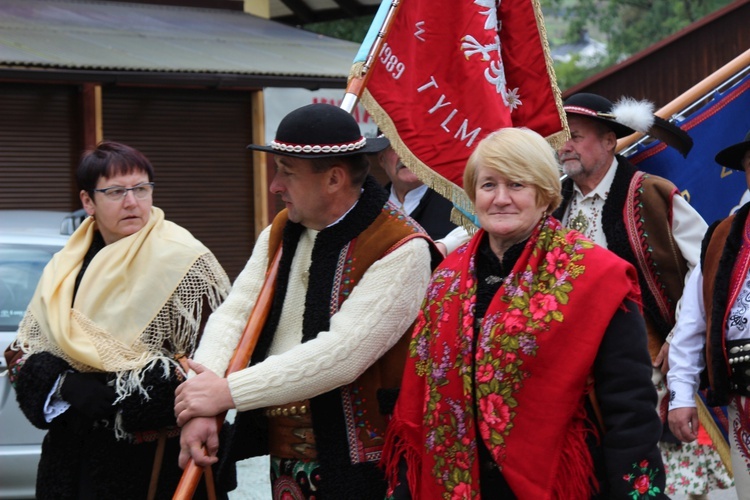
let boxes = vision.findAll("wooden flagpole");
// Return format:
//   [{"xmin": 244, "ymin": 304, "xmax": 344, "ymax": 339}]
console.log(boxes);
[
  {"xmin": 173, "ymin": 247, "xmax": 282, "ymax": 499},
  {"xmin": 617, "ymin": 48, "xmax": 750, "ymax": 152}
]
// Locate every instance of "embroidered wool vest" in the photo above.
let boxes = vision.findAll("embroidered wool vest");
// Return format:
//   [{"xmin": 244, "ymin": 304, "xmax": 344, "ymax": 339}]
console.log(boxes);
[
  {"xmin": 265, "ymin": 207, "xmax": 427, "ymax": 452},
  {"xmin": 260, "ymin": 199, "xmax": 432, "ymax": 497},
  {"xmin": 556, "ymin": 158, "xmax": 689, "ymax": 358},
  {"xmin": 701, "ymin": 202, "xmax": 750, "ymax": 405}
]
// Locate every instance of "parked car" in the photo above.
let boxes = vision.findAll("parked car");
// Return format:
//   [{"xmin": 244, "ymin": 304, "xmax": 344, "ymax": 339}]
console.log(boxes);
[{"xmin": 0, "ymin": 210, "xmax": 85, "ymax": 499}]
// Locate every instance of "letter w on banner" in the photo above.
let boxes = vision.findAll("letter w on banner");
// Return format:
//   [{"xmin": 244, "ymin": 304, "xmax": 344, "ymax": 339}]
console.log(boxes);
[{"xmin": 352, "ymin": 0, "xmax": 568, "ymax": 225}]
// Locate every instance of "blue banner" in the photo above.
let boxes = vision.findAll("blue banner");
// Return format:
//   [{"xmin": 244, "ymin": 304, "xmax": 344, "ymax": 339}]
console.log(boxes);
[{"xmin": 629, "ymin": 73, "xmax": 750, "ymax": 226}]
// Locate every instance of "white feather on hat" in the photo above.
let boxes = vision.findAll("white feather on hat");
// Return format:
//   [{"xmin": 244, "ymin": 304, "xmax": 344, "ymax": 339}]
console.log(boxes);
[{"xmin": 611, "ymin": 97, "xmax": 655, "ymax": 134}]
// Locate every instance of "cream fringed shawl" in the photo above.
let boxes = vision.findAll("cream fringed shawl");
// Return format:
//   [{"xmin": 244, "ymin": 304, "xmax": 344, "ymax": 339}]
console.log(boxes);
[{"xmin": 14, "ymin": 207, "xmax": 230, "ymax": 410}]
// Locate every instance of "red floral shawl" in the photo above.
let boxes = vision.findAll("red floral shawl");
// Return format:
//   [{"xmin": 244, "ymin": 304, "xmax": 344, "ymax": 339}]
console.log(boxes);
[{"xmin": 382, "ymin": 217, "xmax": 641, "ymax": 499}]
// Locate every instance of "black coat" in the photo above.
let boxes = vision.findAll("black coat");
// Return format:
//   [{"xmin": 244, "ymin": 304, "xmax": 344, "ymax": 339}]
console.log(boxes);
[
  {"xmin": 15, "ymin": 352, "xmax": 234, "ymax": 499},
  {"xmin": 9, "ymin": 232, "xmax": 234, "ymax": 499}
]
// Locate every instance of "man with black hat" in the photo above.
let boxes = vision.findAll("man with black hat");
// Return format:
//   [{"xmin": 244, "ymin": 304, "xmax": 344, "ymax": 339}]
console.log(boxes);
[
  {"xmin": 554, "ymin": 94, "xmax": 707, "ymax": 358},
  {"xmin": 669, "ymin": 130, "xmax": 750, "ymax": 494},
  {"xmin": 173, "ymin": 103, "xmax": 436, "ymax": 498},
  {"xmin": 552, "ymin": 93, "xmax": 721, "ymax": 494}
]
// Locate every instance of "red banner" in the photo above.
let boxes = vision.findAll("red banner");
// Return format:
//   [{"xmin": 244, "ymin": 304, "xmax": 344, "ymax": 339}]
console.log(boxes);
[{"xmin": 358, "ymin": 0, "xmax": 566, "ymax": 213}]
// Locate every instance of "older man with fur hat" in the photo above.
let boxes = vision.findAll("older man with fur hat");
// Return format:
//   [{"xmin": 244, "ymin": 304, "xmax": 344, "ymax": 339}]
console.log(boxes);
[
  {"xmin": 552, "ymin": 94, "xmax": 731, "ymax": 496},
  {"xmin": 669, "ymin": 131, "xmax": 750, "ymax": 495},
  {"xmin": 174, "ymin": 103, "xmax": 437, "ymax": 499}
]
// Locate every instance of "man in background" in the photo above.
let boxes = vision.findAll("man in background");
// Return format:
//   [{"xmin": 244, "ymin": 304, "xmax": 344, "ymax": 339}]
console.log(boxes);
[
  {"xmin": 669, "ymin": 130, "xmax": 750, "ymax": 495},
  {"xmin": 175, "ymin": 104, "xmax": 435, "ymax": 499},
  {"xmin": 554, "ymin": 93, "xmax": 729, "ymax": 498},
  {"xmin": 377, "ymin": 144, "xmax": 457, "ymax": 241}
]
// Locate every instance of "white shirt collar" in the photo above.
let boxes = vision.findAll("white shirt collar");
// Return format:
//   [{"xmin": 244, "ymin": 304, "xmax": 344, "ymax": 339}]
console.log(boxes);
[
  {"xmin": 573, "ymin": 156, "xmax": 618, "ymax": 201},
  {"xmin": 389, "ymin": 184, "xmax": 428, "ymax": 215}
]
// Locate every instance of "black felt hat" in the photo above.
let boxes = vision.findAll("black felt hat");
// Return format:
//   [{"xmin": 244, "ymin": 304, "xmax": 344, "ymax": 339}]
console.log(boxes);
[
  {"xmin": 715, "ymin": 130, "xmax": 750, "ymax": 171},
  {"xmin": 247, "ymin": 103, "xmax": 389, "ymax": 158},
  {"xmin": 564, "ymin": 93, "xmax": 638, "ymax": 139},
  {"xmin": 565, "ymin": 93, "xmax": 696, "ymax": 157}
]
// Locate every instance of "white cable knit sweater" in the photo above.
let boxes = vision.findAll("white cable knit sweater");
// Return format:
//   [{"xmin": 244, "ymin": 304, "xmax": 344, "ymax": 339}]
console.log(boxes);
[{"xmin": 193, "ymin": 225, "xmax": 432, "ymax": 412}]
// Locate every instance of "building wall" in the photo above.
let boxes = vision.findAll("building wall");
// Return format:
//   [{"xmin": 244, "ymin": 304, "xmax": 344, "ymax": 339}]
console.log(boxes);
[
  {"xmin": 0, "ymin": 82, "xmax": 256, "ymax": 280},
  {"xmin": 0, "ymin": 83, "xmax": 82, "ymax": 211}
]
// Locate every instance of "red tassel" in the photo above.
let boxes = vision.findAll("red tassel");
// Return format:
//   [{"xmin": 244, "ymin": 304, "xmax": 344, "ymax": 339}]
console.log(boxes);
[
  {"xmin": 697, "ymin": 421, "xmax": 712, "ymax": 446},
  {"xmin": 552, "ymin": 405, "xmax": 598, "ymax": 499},
  {"xmin": 380, "ymin": 418, "xmax": 424, "ymax": 500}
]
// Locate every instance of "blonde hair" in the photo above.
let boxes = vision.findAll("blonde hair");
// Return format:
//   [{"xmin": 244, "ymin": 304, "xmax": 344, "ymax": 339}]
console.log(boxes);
[{"xmin": 463, "ymin": 127, "xmax": 562, "ymax": 212}]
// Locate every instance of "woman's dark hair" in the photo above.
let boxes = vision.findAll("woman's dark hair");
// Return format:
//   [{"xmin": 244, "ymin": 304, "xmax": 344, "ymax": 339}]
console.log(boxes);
[{"xmin": 76, "ymin": 141, "xmax": 155, "ymax": 193}]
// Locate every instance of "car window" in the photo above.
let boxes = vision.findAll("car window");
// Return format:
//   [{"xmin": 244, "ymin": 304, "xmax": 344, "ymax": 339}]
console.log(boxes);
[{"xmin": 0, "ymin": 244, "xmax": 60, "ymax": 331}]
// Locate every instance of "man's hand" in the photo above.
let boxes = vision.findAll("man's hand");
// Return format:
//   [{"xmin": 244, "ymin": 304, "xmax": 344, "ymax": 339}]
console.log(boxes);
[
  {"xmin": 668, "ymin": 406, "xmax": 699, "ymax": 442},
  {"xmin": 178, "ymin": 416, "xmax": 220, "ymax": 468},
  {"xmin": 653, "ymin": 342, "xmax": 670, "ymax": 375},
  {"xmin": 174, "ymin": 359, "xmax": 234, "ymax": 427}
]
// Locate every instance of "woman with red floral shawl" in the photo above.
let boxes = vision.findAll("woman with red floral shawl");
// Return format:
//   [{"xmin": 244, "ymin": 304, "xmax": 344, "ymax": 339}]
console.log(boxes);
[{"xmin": 381, "ymin": 128, "xmax": 668, "ymax": 499}]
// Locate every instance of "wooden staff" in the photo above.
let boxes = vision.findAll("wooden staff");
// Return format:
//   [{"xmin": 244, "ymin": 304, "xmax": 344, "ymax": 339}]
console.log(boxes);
[
  {"xmin": 617, "ymin": 48, "xmax": 750, "ymax": 152},
  {"xmin": 173, "ymin": 246, "xmax": 282, "ymax": 500}
]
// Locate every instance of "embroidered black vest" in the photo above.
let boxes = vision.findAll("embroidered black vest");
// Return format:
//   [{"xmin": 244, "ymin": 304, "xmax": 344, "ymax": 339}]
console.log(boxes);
[
  {"xmin": 700, "ymin": 201, "xmax": 750, "ymax": 405},
  {"xmin": 554, "ymin": 157, "xmax": 689, "ymax": 356}
]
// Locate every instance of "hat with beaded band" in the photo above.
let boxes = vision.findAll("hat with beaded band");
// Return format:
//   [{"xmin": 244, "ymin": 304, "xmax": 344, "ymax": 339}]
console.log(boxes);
[{"xmin": 247, "ymin": 103, "xmax": 389, "ymax": 158}]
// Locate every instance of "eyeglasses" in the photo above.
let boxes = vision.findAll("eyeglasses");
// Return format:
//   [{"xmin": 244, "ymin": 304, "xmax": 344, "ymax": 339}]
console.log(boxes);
[{"xmin": 92, "ymin": 182, "xmax": 155, "ymax": 201}]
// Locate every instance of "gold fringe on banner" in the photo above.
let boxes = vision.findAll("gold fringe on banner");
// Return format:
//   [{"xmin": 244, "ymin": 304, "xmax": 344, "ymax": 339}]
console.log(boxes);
[
  {"xmin": 531, "ymin": 0, "xmax": 570, "ymax": 150},
  {"xmin": 695, "ymin": 394, "xmax": 733, "ymax": 478},
  {"xmin": 451, "ymin": 208, "xmax": 479, "ymax": 234},
  {"xmin": 358, "ymin": 81, "xmax": 480, "ymax": 234}
]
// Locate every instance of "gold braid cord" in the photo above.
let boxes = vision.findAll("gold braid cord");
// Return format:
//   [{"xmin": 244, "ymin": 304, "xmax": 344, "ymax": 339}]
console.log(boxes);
[{"xmin": 531, "ymin": 0, "xmax": 569, "ymax": 151}]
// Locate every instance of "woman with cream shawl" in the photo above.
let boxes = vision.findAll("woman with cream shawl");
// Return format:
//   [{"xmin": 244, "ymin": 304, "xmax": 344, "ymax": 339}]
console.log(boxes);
[{"xmin": 5, "ymin": 142, "xmax": 231, "ymax": 499}]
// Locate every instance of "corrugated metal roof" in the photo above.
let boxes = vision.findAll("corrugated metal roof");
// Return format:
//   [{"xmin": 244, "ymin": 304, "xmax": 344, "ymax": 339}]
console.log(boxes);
[{"xmin": 0, "ymin": 0, "xmax": 360, "ymax": 82}]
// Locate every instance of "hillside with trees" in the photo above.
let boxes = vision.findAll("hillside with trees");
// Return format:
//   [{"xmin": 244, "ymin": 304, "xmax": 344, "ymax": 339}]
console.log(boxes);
[{"xmin": 303, "ymin": 0, "xmax": 737, "ymax": 90}]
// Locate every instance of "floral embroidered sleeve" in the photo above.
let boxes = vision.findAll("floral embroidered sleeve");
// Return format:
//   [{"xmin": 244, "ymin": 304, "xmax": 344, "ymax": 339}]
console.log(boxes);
[{"xmin": 593, "ymin": 299, "xmax": 668, "ymax": 499}]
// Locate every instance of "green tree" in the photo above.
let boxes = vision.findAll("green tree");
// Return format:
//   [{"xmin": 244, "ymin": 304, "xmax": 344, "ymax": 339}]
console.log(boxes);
[
  {"xmin": 304, "ymin": 16, "xmax": 373, "ymax": 44},
  {"xmin": 553, "ymin": 56, "xmax": 605, "ymax": 90},
  {"xmin": 303, "ymin": 0, "xmax": 735, "ymax": 89},
  {"xmin": 542, "ymin": 0, "xmax": 735, "ymax": 65}
]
